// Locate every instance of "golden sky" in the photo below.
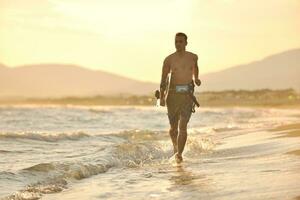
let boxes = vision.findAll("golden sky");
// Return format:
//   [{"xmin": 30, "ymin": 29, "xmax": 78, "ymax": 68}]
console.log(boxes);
[{"xmin": 0, "ymin": 0, "xmax": 299, "ymax": 82}]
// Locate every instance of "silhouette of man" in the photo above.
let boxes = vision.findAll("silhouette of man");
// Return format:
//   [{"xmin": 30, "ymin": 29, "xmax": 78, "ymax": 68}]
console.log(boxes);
[{"xmin": 159, "ymin": 32, "xmax": 201, "ymax": 163}]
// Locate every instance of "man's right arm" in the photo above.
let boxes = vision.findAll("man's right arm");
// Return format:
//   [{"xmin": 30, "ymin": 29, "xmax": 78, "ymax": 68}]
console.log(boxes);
[{"xmin": 160, "ymin": 57, "xmax": 170, "ymax": 101}]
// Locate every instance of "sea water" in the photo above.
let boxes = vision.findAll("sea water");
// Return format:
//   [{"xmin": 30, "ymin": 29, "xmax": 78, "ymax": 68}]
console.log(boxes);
[{"xmin": 0, "ymin": 105, "xmax": 299, "ymax": 200}]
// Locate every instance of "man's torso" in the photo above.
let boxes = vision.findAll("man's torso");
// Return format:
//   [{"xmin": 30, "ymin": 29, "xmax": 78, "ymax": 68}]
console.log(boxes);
[{"xmin": 166, "ymin": 51, "xmax": 197, "ymax": 85}]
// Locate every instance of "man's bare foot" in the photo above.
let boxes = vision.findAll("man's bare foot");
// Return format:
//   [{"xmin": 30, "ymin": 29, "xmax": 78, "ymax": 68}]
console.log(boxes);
[{"xmin": 175, "ymin": 153, "xmax": 183, "ymax": 163}]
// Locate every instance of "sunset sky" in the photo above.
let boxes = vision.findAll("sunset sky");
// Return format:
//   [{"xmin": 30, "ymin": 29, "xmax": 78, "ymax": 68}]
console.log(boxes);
[{"xmin": 0, "ymin": 0, "xmax": 299, "ymax": 82}]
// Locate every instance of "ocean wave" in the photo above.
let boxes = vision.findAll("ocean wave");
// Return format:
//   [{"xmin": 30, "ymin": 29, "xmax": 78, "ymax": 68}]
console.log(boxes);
[
  {"xmin": 0, "ymin": 131, "xmax": 90, "ymax": 142},
  {"xmin": 185, "ymin": 136, "xmax": 216, "ymax": 156},
  {"xmin": 23, "ymin": 161, "xmax": 111, "ymax": 180},
  {"xmin": 1, "ymin": 129, "xmax": 217, "ymax": 200},
  {"xmin": 213, "ymin": 126, "xmax": 242, "ymax": 132},
  {"xmin": 111, "ymin": 142, "xmax": 170, "ymax": 167},
  {"xmin": 2, "ymin": 139, "xmax": 169, "ymax": 198},
  {"xmin": 1, "ymin": 161, "xmax": 112, "ymax": 200},
  {"xmin": 88, "ymin": 108, "xmax": 112, "ymax": 114},
  {"xmin": 0, "ymin": 150, "xmax": 13, "ymax": 153},
  {"xmin": 114, "ymin": 129, "xmax": 168, "ymax": 141},
  {"xmin": 0, "ymin": 129, "xmax": 165, "ymax": 143},
  {"xmin": 110, "ymin": 133, "xmax": 216, "ymax": 167}
]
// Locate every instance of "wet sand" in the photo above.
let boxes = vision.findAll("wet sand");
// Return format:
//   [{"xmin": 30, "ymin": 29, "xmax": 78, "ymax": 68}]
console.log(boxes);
[{"xmin": 43, "ymin": 122, "xmax": 300, "ymax": 200}]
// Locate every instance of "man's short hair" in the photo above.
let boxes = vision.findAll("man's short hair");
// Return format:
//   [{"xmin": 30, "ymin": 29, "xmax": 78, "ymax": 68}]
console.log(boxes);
[{"xmin": 175, "ymin": 32, "xmax": 188, "ymax": 41}]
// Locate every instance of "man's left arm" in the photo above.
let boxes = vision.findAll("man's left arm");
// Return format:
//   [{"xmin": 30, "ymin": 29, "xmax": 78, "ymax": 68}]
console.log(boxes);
[{"xmin": 193, "ymin": 54, "xmax": 201, "ymax": 86}]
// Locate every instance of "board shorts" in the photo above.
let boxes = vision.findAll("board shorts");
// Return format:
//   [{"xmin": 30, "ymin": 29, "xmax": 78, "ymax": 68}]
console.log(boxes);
[{"xmin": 166, "ymin": 92, "xmax": 194, "ymax": 125}]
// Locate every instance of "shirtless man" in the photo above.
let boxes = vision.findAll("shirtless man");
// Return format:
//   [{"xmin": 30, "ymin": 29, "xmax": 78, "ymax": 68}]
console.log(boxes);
[{"xmin": 159, "ymin": 32, "xmax": 201, "ymax": 163}]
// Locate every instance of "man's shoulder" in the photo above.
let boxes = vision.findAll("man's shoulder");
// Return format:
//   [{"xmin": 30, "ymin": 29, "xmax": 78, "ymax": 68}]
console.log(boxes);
[
  {"xmin": 164, "ymin": 53, "xmax": 175, "ymax": 63},
  {"xmin": 186, "ymin": 51, "xmax": 198, "ymax": 60},
  {"xmin": 165, "ymin": 51, "xmax": 198, "ymax": 61},
  {"xmin": 165, "ymin": 53, "xmax": 175, "ymax": 60}
]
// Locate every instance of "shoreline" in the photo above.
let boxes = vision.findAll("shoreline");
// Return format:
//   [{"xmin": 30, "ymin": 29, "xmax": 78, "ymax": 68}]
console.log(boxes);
[
  {"xmin": 1, "ymin": 88, "xmax": 299, "ymax": 109},
  {"xmin": 0, "ymin": 102, "xmax": 300, "ymax": 109}
]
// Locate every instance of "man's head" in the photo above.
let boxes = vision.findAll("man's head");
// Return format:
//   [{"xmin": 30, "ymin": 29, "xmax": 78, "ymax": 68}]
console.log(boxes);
[{"xmin": 175, "ymin": 32, "xmax": 188, "ymax": 52}]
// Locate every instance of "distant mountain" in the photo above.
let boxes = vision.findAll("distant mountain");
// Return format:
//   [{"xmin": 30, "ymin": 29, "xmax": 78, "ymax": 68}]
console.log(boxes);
[
  {"xmin": 198, "ymin": 49, "xmax": 300, "ymax": 92},
  {"xmin": 0, "ymin": 48, "xmax": 299, "ymax": 98},
  {"xmin": 0, "ymin": 64, "xmax": 157, "ymax": 98},
  {"xmin": 0, "ymin": 63, "xmax": 6, "ymax": 68}
]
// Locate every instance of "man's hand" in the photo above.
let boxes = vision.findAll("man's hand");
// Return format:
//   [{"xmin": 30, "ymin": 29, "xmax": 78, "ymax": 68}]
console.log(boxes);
[
  {"xmin": 159, "ymin": 89, "xmax": 166, "ymax": 106},
  {"xmin": 195, "ymin": 78, "xmax": 201, "ymax": 86},
  {"xmin": 160, "ymin": 98, "xmax": 166, "ymax": 106}
]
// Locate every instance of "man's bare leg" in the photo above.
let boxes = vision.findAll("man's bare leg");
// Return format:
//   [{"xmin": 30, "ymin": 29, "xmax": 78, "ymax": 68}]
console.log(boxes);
[
  {"xmin": 169, "ymin": 121, "xmax": 179, "ymax": 155},
  {"xmin": 176, "ymin": 119, "xmax": 188, "ymax": 163}
]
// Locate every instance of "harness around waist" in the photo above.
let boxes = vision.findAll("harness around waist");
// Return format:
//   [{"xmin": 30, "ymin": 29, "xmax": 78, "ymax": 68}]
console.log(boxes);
[
  {"xmin": 168, "ymin": 81, "xmax": 200, "ymax": 109},
  {"xmin": 169, "ymin": 82, "xmax": 194, "ymax": 93}
]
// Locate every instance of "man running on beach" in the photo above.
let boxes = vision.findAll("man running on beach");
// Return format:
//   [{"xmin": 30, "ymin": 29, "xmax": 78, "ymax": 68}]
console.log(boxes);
[{"xmin": 160, "ymin": 32, "xmax": 201, "ymax": 163}]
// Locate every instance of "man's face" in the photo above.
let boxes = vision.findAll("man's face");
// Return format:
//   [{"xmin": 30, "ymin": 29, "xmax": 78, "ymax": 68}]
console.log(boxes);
[{"xmin": 175, "ymin": 36, "xmax": 187, "ymax": 51}]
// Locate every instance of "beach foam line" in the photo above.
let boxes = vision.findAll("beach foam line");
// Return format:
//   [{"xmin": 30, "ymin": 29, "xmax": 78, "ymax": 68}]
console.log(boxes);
[
  {"xmin": 270, "ymin": 123, "xmax": 300, "ymax": 132},
  {"xmin": 23, "ymin": 161, "xmax": 112, "ymax": 180},
  {"xmin": 0, "ymin": 129, "xmax": 164, "ymax": 143},
  {"xmin": 0, "ymin": 129, "xmax": 166, "ymax": 143},
  {"xmin": 0, "ymin": 125, "xmax": 230, "ymax": 144},
  {"xmin": 0, "ymin": 131, "xmax": 90, "ymax": 142},
  {"xmin": 112, "ymin": 129, "xmax": 168, "ymax": 141},
  {"xmin": 269, "ymin": 122, "xmax": 300, "ymax": 137},
  {"xmin": 268, "ymin": 122, "xmax": 300, "ymax": 157}
]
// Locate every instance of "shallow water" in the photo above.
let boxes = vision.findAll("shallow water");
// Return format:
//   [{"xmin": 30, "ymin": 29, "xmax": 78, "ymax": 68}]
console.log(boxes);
[{"xmin": 0, "ymin": 105, "xmax": 299, "ymax": 200}]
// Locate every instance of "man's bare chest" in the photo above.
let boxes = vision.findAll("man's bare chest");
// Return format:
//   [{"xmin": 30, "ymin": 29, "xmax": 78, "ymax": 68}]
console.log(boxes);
[{"xmin": 170, "ymin": 57, "xmax": 194, "ymax": 73}]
